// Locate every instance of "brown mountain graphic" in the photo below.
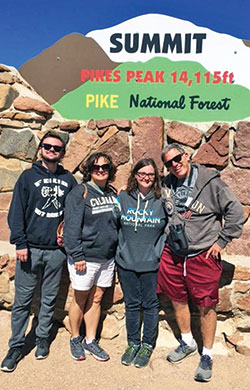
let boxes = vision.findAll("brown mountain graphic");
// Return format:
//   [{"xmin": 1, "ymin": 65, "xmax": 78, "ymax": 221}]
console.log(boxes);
[
  {"xmin": 243, "ymin": 40, "xmax": 250, "ymax": 48},
  {"xmin": 18, "ymin": 33, "xmax": 120, "ymax": 104}
]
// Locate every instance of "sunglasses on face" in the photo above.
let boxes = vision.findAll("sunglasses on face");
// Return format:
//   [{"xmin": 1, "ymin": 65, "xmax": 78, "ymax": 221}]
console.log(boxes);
[
  {"xmin": 92, "ymin": 164, "xmax": 110, "ymax": 172},
  {"xmin": 136, "ymin": 172, "xmax": 155, "ymax": 180},
  {"xmin": 164, "ymin": 153, "xmax": 183, "ymax": 168},
  {"xmin": 42, "ymin": 143, "xmax": 64, "ymax": 153}
]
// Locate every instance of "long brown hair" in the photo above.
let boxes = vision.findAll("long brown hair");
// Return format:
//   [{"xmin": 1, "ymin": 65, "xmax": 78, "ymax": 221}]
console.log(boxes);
[{"xmin": 127, "ymin": 158, "xmax": 161, "ymax": 198}]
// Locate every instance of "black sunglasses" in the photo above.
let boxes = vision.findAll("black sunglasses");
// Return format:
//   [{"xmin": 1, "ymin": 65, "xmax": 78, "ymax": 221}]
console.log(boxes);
[
  {"xmin": 92, "ymin": 164, "xmax": 110, "ymax": 171},
  {"xmin": 42, "ymin": 143, "xmax": 64, "ymax": 153},
  {"xmin": 164, "ymin": 153, "xmax": 183, "ymax": 168}
]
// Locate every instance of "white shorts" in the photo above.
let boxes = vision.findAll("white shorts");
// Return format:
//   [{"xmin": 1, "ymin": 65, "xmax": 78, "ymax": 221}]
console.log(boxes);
[{"xmin": 67, "ymin": 257, "xmax": 115, "ymax": 291}]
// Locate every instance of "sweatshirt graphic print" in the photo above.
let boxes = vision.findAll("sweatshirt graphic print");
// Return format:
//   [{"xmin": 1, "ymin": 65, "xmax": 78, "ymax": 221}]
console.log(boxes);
[{"xmin": 8, "ymin": 161, "xmax": 77, "ymax": 250}]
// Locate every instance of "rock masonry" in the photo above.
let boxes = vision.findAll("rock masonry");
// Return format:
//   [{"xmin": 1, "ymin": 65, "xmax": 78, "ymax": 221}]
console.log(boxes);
[{"xmin": 0, "ymin": 64, "xmax": 250, "ymax": 355}]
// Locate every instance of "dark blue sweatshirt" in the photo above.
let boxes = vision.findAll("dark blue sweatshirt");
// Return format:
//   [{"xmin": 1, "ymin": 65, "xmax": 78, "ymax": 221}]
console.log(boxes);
[
  {"xmin": 63, "ymin": 183, "xmax": 120, "ymax": 263},
  {"xmin": 8, "ymin": 161, "xmax": 77, "ymax": 250},
  {"xmin": 116, "ymin": 190, "xmax": 167, "ymax": 272}
]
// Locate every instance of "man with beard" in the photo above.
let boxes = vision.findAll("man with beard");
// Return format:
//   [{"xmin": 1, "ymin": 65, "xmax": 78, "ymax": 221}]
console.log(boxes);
[{"xmin": 1, "ymin": 131, "xmax": 76, "ymax": 372}]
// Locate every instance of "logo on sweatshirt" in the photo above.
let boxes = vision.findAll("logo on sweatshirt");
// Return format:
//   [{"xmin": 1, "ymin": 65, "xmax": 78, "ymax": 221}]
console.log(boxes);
[{"xmin": 33, "ymin": 178, "xmax": 69, "ymax": 218}]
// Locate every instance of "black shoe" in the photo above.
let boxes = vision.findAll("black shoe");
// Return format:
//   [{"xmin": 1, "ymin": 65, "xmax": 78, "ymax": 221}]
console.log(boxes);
[
  {"xmin": 134, "ymin": 343, "xmax": 153, "ymax": 368},
  {"xmin": 1, "ymin": 348, "xmax": 23, "ymax": 372},
  {"xmin": 121, "ymin": 343, "xmax": 140, "ymax": 366},
  {"xmin": 35, "ymin": 338, "xmax": 49, "ymax": 360}
]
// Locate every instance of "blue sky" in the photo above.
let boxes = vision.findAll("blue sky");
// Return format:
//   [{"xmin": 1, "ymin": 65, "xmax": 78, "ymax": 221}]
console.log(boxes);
[{"xmin": 1, "ymin": 0, "xmax": 250, "ymax": 68}]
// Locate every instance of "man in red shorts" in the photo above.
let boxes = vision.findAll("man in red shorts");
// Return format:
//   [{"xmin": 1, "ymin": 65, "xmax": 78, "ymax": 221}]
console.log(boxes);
[{"xmin": 157, "ymin": 143, "xmax": 244, "ymax": 382}]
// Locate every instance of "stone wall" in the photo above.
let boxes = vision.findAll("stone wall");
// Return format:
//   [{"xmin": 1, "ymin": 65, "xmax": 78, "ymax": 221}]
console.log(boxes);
[{"xmin": 0, "ymin": 64, "xmax": 250, "ymax": 355}]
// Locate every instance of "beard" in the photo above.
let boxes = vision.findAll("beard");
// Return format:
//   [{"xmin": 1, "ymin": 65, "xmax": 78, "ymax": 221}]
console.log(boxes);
[{"xmin": 40, "ymin": 150, "xmax": 62, "ymax": 164}]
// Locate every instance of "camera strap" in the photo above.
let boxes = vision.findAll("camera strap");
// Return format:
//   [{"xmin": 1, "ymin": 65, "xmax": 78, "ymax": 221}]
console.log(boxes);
[{"xmin": 170, "ymin": 165, "xmax": 195, "ymax": 221}]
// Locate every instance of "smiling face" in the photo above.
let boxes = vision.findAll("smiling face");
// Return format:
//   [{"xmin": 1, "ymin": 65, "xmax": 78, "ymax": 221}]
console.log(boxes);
[
  {"xmin": 135, "ymin": 164, "xmax": 156, "ymax": 195},
  {"xmin": 90, "ymin": 156, "xmax": 110, "ymax": 188},
  {"xmin": 163, "ymin": 148, "xmax": 191, "ymax": 179},
  {"xmin": 39, "ymin": 136, "xmax": 65, "ymax": 164}
]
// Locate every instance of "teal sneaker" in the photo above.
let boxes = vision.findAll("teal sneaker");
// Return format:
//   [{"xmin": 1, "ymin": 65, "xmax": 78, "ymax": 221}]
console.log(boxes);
[
  {"xmin": 134, "ymin": 343, "xmax": 153, "ymax": 368},
  {"xmin": 70, "ymin": 336, "xmax": 85, "ymax": 361},
  {"xmin": 166, "ymin": 339, "xmax": 197, "ymax": 363},
  {"xmin": 194, "ymin": 355, "xmax": 213, "ymax": 382},
  {"xmin": 1, "ymin": 348, "xmax": 23, "ymax": 372},
  {"xmin": 83, "ymin": 339, "xmax": 109, "ymax": 361},
  {"xmin": 35, "ymin": 338, "xmax": 49, "ymax": 360},
  {"xmin": 121, "ymin": 343, "xmax": 140, "ymax": 366}
]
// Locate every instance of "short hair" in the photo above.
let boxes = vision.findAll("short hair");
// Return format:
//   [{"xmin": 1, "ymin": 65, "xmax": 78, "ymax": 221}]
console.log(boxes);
[
  {"xmin": 161, "ymin": 143, "xmax": 185, "ymax": 163},
  {"xmin": 38, "ymin": 131, "xmax": 66, "ymax": 152},
  {"xmin": 127, "ymin": 158, "xmax": 161, "ymax": 198},
  {"xmin": 82, "ymin": 152, "xmax": 116, "ymax": 183}
]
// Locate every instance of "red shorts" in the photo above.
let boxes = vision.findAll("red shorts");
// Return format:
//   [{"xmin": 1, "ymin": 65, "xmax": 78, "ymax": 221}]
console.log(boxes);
[{"xmin": 157, "ymin": 245, "xmax": 222, "ymax": 307}]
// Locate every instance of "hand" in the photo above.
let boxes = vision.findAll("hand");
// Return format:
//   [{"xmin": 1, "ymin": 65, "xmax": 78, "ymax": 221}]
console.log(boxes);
[
  {"xmin": 206, "ymin": 243, "xmax": 222, "ymax": 260},
  {"xmin": 16, "ymin": 248, "xmax": 28, "ymax": 262},
  {"xmin": 74, "ymin": 260, "xmax": 86, "ymax": 272}
]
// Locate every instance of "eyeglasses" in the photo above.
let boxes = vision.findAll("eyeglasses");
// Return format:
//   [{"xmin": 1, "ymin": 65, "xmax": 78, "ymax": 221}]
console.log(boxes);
[
  {"xmin": 136, "ymin": 172, "xmax": 155, "ymax": 180},
  {"xmin": 164, "ymin": 154, "xmax": 183, "ymax": 168},
  {"xmin": 92, "ymin": 164, "xmax": 110, "ymax": 172},
  {"xmin": 42, "ymin": 143, "xmax": 64, "ymax": 153}
]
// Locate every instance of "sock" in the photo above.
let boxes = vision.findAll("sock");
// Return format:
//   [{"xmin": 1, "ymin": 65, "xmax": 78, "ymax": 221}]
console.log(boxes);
[
  {"xmin": 202, "ymin": 347, "xmax": 213, "ymax": 359},
  {"xmin": 181, "ymin": 332, "xmax": 196, "ymax": 348},
  {"xmin": 85, "ymin": 338, "xmax": 94, "ymax": 344}
]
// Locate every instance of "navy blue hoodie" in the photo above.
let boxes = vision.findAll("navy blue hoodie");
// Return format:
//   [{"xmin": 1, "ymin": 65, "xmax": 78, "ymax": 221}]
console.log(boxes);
[
  {"xmin": 116, "ymin": 190, "xmax": 167, "ymax": 272},
  {"xmin": 64, "ymin": 183, "xmax": 120, "ymax": 263},
  {"xmin": 8, "ymin": 161, "xmax": 77, "ymax": 250}
]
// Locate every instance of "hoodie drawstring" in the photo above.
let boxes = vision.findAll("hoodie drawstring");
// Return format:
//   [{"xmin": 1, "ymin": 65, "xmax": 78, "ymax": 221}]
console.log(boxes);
[{"xmin": 134, "ymin": 194, "xmax": 148, "ymax": 232}]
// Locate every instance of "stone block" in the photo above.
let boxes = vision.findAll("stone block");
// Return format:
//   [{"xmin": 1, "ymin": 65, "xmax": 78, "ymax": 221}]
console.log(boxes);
[
  {"xmin": 63, "ymin": 127, "xmax": 98, "ymax": 172},
  {"xmin": 13, "ymin": 97, "xmax": 54, "ymax": 115},
  {"xmin": 0, "ymin": 128, "xmax": 37, "ymax": 161},
  {"xmin": 101, "ymin": 314, "xmax": 120, "ymax": 339},
  {"xmin": 132, "ymin": 116, "xmax": 164, "ymax": 170},
  {"xmin": 96, "ymin": 119, "xmax": 131, "ymax": 130},
  {"xmin": 0, "ymin": 192, "xmax": 12, "ymax": 211},
  {"xmin": 0, "ymin": 85, "xmax": 18, "ymax": 111},
  {"xmin": 233, "ymin": 265, "xmax": 250, "ymax": 281},
  {"xmin": 217, "ymin": 287, "xmax": 233, "ymax": 312},
  {"xmin": 167, "ymin": 121, "xmax": 203, "ymax": 148},
  {"xmin": 236, "ymin": 292, "xmax": 250, "ymax": 313},
  {"xmin": 221, "ymin": 167, "xmax": 250, "ymax": 206},
  {"xmin": 0, "ymin": 156, "xmax": 23, "ymax": 191},
  {"xmin": 232, "ymin": 121, "xmax": 250, "ymax": 168},
  {"xmin": 0, "ymin": 271, "xmax": 9, "ymax": 293},
  {"xmin": 94, "ymin": 131, "xmax": 130, "ymax": 167},
  {"xmin": 60, "ymin": 121, "xmax": 80, "ymax": 132},
  {"xmin": 193, "ymin": 125, "xmax": 229, "ymax": 167},
  {"xmin": 112, "ymin": 164, "xmax": 132, "ymax": 193}
]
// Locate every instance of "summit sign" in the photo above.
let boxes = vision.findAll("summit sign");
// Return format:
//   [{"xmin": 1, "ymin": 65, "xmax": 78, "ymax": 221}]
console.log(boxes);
[{"xmin": 110, "ymin": 33, "xmax": 207, "ymax": 54}]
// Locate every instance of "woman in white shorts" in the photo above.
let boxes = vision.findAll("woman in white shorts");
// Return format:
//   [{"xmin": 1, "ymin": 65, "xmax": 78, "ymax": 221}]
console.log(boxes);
[{"xmin": 64, "ymin": 152, "xmax": 119, "ymax": 362}]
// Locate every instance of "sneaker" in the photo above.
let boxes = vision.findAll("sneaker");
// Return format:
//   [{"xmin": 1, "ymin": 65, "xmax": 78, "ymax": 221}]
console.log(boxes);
[
  {"xmin": 35, "ymin": 338, "xmax": 49, "ymax": 360},
  {"xmin": 121, "ymin": 343, "xmax": 140, "ymax": 366},
  {"xmin": 70, "ymin": 336, "xmax": 86, "ymax": 361},
  {"xmin": 166, "ymin": 339, "xmax": 197, "ymax": 363},
  {"xmin": 83, "ymin": 339, "xmax": 109, "ymax": 361},
  {"xmin": 134, "ymin": 343, "xmax": 153, "ymax": 368},
  {"xmin": 194, "ymin": 354, "xmax": 213, "ymax": 382},
  {"xmin": 1, "ymin": 348, "xmax": 23, "ymax": 372}
]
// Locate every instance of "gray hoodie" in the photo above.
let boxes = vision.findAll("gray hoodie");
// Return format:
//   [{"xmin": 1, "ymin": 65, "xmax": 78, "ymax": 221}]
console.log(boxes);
[
  {"xmin": 161, "ymin": 164, "xmax": 244, "ymax": 256},
  {"xmin": 116, "ymin": 189, "xmax": 167, "ymax": 272}
]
